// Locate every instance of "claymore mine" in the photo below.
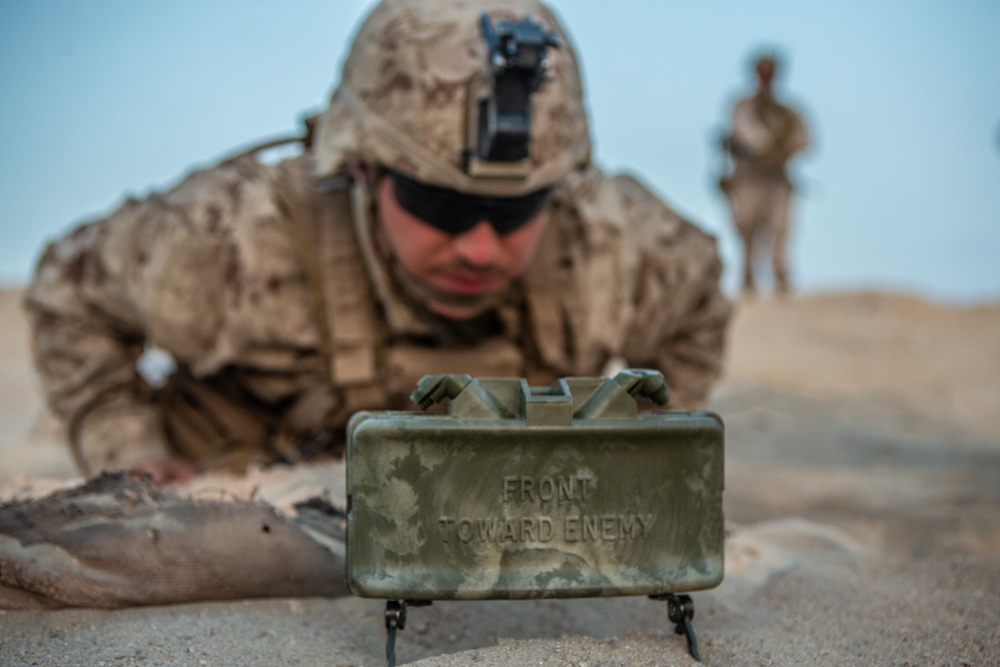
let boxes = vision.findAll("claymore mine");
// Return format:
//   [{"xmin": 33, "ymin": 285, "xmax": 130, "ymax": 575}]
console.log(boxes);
[{"xmin": 346, "ymin": 368, "xmax": 725, "ymax": 664}]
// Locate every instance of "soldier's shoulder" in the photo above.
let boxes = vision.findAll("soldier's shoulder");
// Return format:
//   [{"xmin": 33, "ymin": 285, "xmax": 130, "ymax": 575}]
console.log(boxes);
[
  {"xmin": 619, "ymin": 172, "xmax": 721, "ymax": 260},
  {"xmin": 560, "ymin": 167, "xmax": 715, "ymax": 246},
  {"xmin": 149, "ymin": 155, "xmax": 301, "ymax": 233}
]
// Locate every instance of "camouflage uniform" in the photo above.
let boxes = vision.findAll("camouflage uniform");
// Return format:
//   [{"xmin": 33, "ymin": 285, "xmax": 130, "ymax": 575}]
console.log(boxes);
[
  {"xmin": 24, "ymin": 0, "xmax": 730, "ymax": 476},
  {"xmin": 721, "ymin": 89, "xmax": 809, "ymax": 294}
]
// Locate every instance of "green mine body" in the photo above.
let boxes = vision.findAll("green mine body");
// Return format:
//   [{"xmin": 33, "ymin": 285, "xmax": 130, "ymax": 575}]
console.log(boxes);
[{"xmin": 345, "ymin": 370, "xmax": 724, "ymax": 601}]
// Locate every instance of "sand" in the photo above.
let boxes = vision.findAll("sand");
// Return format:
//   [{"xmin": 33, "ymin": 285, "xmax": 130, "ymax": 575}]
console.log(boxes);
[{"xmin": 2, "ymin": 287, "xmax": 999, "ymax": 666}]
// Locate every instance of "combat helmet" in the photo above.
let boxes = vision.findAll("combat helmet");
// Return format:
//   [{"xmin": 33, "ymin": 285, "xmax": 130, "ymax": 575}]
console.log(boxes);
[{"xmin": 313, "ymin": 0, "xmax": 591, "ymax": 197}]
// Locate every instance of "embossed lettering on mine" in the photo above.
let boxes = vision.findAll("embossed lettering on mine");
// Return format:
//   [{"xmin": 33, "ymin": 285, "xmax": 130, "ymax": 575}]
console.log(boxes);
[
  {"xmin": 436, "ymin": 513, "xmax": 654, "ymax": 544},
  {"xmin": 434, "ymin": 472, "xmax": 653, "ymax": 545},
  {"xmin": 436, "ymin": 516, "xmax": 556, "ymax": 544},
  {"xmin": 501, "ymin": 473, "xmax": 593, "ymax": 504},
  {"xmin": 563, "ymin": 513, "xmax": 654, "ymax": 542}
]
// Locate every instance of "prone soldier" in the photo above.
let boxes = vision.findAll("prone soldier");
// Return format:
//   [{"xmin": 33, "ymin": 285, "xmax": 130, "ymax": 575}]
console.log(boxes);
[{"xmin": 25, "ymin": 0, "xmax": 731, "ymax": 484}]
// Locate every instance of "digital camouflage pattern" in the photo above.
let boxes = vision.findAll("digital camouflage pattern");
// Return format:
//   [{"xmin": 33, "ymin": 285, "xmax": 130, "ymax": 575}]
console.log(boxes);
[
  {"xmin": 313, "ymin": 0, "xmax": 591, "ymax": 196},
  {"xmin": 25, "ymin": 156, "xmax": 729, "ymax": 476},
  {"xmin": 23, "ymin": 0, "xmax": 730, "ymax": 476}
]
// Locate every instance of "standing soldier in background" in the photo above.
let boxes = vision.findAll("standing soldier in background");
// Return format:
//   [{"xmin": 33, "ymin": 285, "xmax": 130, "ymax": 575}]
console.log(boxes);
[
  {"xmin": 23, "ymin": 0, "xmax": 731, "ymax": 485},
  {"xmin": 719, "ymin": 52, "xmax": 810, "ymax": 296}
]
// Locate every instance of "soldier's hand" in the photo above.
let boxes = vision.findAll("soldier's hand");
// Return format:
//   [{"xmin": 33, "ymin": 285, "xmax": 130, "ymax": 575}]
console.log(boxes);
[{"xmin": 130, "ymin": 456, "xmax": 196, "ymax": 486}]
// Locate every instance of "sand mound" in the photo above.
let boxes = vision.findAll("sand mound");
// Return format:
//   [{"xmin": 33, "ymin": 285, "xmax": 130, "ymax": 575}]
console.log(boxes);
[{"xmin": 2, "ymin": 288, "xmax": 999, "ymax": 665}]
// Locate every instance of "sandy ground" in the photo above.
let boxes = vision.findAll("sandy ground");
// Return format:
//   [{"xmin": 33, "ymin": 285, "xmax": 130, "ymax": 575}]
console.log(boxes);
[{"xmin": 1, "ymin": 287, "xmax": 999, "ymax": 666}]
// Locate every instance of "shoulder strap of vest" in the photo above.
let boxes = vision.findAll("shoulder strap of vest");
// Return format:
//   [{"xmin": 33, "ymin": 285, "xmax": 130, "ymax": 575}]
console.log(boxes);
[{"xmin": 271, "ymin": 158, "xmax": 381, "ymax": 387}]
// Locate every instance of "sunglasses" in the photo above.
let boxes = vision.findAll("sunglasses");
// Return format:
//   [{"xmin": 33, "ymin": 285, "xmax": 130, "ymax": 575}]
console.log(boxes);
[{"xmin": 387, "ymin": 170, "xmax": 552, "ymax": 236}]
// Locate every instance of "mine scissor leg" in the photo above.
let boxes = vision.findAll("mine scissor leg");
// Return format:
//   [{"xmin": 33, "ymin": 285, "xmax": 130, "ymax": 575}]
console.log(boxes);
[
  {"xmin": 384, "ymin": 600, "xmax": 433, "ymax": 667},
  {"xmin": 650, "ymin": 593, "xmax": 700, "ymax": 662}
]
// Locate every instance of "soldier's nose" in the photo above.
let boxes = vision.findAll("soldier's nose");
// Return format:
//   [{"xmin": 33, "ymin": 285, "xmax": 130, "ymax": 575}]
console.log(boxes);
[{"xmin": 453, "ymin": 220, "xmax": 502, "ymax": 267}]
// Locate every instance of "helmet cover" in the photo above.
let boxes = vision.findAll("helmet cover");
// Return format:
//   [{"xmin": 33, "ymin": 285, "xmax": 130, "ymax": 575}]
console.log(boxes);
[{"xmin": 313, "ymin": 0, "xmax": 591, "ymax": 196}]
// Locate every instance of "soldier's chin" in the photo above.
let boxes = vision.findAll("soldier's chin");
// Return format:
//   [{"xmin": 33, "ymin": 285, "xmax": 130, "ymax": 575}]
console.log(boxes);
[
  {"xmin": 388, "ymin": 257, "xmax": 505, "ymax": 320},
  {"xmin": 425, "ymin": 298, "xmax": 493, "ymax": 320},
  {"xmin": 415, "ymin": 281, "xmax": 505, "ymax": 320}
]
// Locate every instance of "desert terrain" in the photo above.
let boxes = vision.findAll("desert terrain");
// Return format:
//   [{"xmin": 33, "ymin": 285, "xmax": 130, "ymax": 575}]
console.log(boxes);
[{"xmin": 1, "ymin": 287, "xmax": 999, "ymax": 666}]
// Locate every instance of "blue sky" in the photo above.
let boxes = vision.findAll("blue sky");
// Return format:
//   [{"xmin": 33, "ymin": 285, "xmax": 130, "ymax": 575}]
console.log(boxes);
[{"xmin": 1, "ymin": 1, "xmax": 998, "ymax": 302}]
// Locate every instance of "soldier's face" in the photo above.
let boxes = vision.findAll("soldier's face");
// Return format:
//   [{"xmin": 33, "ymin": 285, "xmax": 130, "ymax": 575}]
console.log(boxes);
[{"xmin": 376, "ymin": 175, "xmax": 550, "ymax": 319}]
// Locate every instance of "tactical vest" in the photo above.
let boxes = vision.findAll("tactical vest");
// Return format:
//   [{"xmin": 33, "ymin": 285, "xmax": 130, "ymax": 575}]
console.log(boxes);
[
  {"xmin": 160, "ymin": 157, "xmax": 632, "ymax": 470},
  {"xmin": 273, "ymin": 157, "xmax": 592, "ymax": 439}
]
